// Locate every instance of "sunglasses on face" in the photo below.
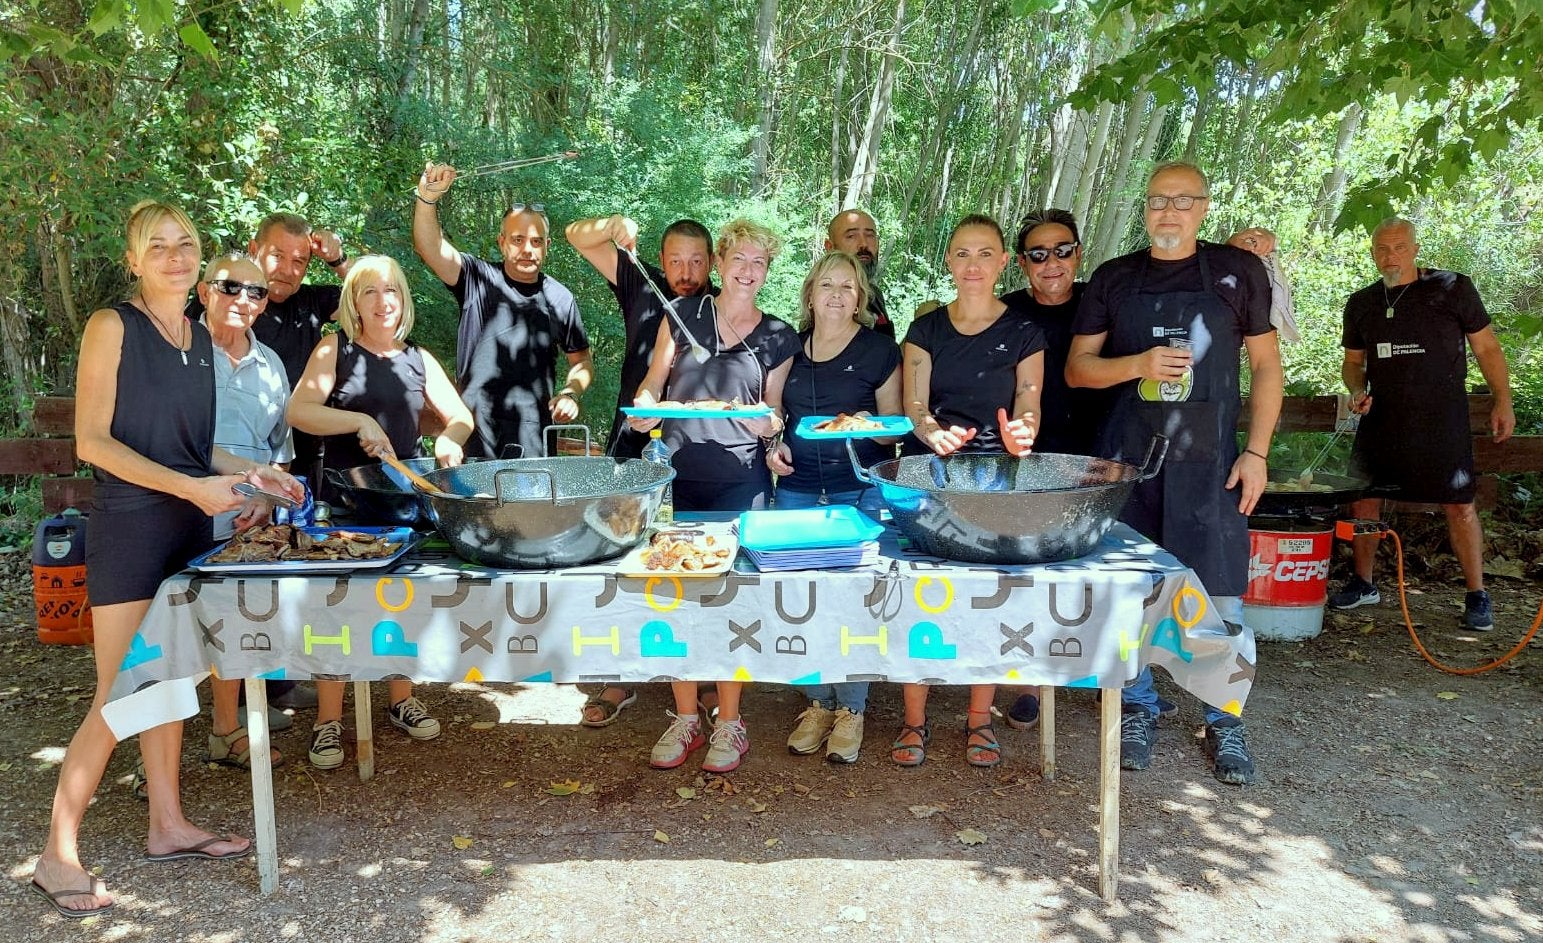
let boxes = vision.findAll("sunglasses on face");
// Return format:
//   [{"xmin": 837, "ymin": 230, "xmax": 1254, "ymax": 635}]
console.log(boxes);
[
  {"xmin": 1145, "ymin": 194, "xmax": 1207, "ymax": 211},
  {"xmin": 1022, "ymin": 242, "xmax": 1079, "ymax": 264},
  {"xmin": 209, "ymin": 279, "xmax": 269, "ymax": 300}
]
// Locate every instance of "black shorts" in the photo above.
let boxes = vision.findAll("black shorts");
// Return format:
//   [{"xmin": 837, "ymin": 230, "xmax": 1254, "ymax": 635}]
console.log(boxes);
[
  {"xmin": 86, "ymin": 498, "xmax": 214, "ymax": 606},
  {"xmin": 1351, "ymin": 440, "xmax": 1477, "ymax": 504}
]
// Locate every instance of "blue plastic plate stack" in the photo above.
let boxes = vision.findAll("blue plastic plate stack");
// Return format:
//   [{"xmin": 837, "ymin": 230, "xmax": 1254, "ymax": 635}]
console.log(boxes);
[{"xmin": 736, "ymin": 506, "xmax": 883, "ymax": 572}]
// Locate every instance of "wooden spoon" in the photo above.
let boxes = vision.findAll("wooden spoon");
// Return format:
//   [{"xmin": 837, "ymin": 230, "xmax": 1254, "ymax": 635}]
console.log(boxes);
[{"xmin": 379, "ymin": 453, "xmax": 458, "ymax": 499}]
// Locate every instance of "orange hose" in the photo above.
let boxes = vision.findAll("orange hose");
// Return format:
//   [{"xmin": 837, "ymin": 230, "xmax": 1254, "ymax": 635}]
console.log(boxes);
[{"xmin": 1386, "ymin": 529, "xmax": 1543, "ymax": 675}]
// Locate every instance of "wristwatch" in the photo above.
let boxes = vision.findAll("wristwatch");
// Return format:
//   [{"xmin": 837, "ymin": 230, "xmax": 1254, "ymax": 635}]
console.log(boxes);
[{"xmin": 326, "ymin": 252, "xmax": 348, "ymax": 268}]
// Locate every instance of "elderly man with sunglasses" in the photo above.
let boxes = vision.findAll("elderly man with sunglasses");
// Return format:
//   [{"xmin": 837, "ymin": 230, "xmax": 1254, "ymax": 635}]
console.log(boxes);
[
  {"xmin": 1066, "ymin": 161, "xmax": 1284, "ymax": 786},
  {"xmin": 414, "ymin": 163, "xmax": 594, "ymax": 460},
  {"xmin": 196, "ymin": 251, "xmax": 298, "ymax": 766}
]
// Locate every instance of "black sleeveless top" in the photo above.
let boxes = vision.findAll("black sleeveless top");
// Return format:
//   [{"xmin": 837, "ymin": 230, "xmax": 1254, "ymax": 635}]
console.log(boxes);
[
  {"xmin": 94, "ymin": 302, "xmax": 216, "ymax": 511},
  {"xmin": 321, "ymin": 339, "xmax": 427, "ymax": 471}
]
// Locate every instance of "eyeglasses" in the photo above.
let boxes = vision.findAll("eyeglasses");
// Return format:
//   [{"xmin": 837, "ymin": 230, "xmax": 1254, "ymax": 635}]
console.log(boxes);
[
  {"xmin": 1145, "ymin": 194, "xmax": 1208, "ymax": 211},
  {"xmin": 209, "ymin": 279, "xmax": 269, "ymax": 300},
  {"xmin": 507, "ymin": 202, "xmax": 546, "ymax": 215},
  {"xmin": 1022, "ymin": 242, "xmax": 1079, "ymax": 264}
]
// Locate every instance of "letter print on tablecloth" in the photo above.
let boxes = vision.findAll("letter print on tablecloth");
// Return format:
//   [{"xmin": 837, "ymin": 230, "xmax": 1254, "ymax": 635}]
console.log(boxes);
[
  {"xmin": 908, "ymin": 622, "xmax": 957, "ymax": 659},
  {"xmin": 999, "ymin": 621, "xmax": 1033, "ymax": 656},
  {"xmin": 573, "ymin": 624, "xmax": 621, "ymax": 655},
  {"xmin": 729, "ymin": 618, "xmax": 761, "ymax": 653},
  {"xmin": 376, "ymin": 577, "xmax": 413, "ymax": 612},
  {"xmin": 237, "ymin": 580, "xmax": 279, "ymax": 621},
  {"xmin": 372, "ymin": 621, "xmax": 419, "ymax": 657},
  {"xmin": 304, "ymin": 624, "xmax": 350, "ymax": 655},
  {"xmin": 198, "ymin": 618, "xmax": 224, "ymax": 652},
  {"xmin": 641, "ymin": 620, "xmax": 687, "ymax": 657},
  {"xmin": 774, "ymin": 582, "xmax": 816, "ymax": 624},
  {"xmin": 505, "ymin": 583, "xmax": 548, "ymax": 624},
  {"xmin": 460, "ymin": 620, "xmax": 493, "ymax": 654}
]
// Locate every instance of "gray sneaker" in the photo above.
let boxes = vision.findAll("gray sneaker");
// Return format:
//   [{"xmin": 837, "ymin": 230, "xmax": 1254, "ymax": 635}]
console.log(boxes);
[
  {"xmin": 1204, "ymin": 717, "xmax": 1257, "ymax": 785},
  {"xmin": 786, "ymin": 703, "xmax": 837, "ymax": 755},
  {"xmin": 703, "ymin": 718, "xmax": 749, "ymax": 773},
  {"xmin": 1463, "ymin": 590, "xmax": 1494, "ymax": 631},
  {"xmin": 1120, "ymin": 708, "xmax": 1157, "ymax": 771},
  {"xmin": 308, "ymin": 720, "xmax": 345, "ymax": 770},
  {"xmin": 825, "ymin": 710, "xmax": 864, "ymax": 764},
  {"xmin": 1328, "ymin": 576, "xmax": 1380, "ymax": 610}
]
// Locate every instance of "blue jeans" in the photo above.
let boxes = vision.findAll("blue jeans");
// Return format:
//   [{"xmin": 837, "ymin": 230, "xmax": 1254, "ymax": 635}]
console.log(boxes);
[
  {"xmin": 773, "ymin": 484, "xmax": 881, "ymax": 711},
  {"xmin": 1122, "ymin": 594, "xmax": 1243, "ymax": 726}
]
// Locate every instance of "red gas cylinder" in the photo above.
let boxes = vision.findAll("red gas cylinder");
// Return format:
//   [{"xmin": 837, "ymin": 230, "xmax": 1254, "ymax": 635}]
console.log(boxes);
[
  {"xmin": 1242, "ymin": 517, "xmax": 1333, "ymax": 642},
  {"xmin": 32, "ymin": 508, "xmax": 93, "ymax": 645}
]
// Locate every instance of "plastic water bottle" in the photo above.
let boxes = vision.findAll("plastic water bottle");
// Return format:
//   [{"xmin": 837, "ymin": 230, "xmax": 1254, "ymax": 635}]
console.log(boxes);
[{"xmin": 642, "ymin": 428, "xmax": 674, "ymax": 524}]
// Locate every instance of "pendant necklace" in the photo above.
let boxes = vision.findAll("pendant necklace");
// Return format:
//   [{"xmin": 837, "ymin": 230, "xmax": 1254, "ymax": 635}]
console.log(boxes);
[
  {"xmin": 141, "ymin": 299, "xmax": 191, "ymax": 365},
  {"xmin": 1382, "ymin": 276, "xmax": 1415, "ymax": 319}
]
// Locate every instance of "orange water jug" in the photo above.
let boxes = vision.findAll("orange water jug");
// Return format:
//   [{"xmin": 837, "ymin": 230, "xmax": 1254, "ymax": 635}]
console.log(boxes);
[{"xmin": 33, "ymin": 508, "xmax": 92, "ymax": 645}]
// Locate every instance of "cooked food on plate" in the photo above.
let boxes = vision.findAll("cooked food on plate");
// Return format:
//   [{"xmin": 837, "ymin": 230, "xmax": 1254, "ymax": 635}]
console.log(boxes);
[
  {"xmin": 207, "ymin": 524, "xmax": 400, "ymax": 562},
  {"xmin": 641, "ymin": 530, "xmax": 734, "ymax": 571},
  {"xmin": 652, "ymin": 398, "xmax": 746, "ymax": 411},
  {"xmin": 813, "ymin": 413, "xmax": 884, "ymax": 432}
]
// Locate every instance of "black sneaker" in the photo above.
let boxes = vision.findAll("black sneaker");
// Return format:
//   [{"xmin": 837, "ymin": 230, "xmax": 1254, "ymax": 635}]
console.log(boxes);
[
  {"xmin": 1328, "ymin": 576, "xmax": 1380, "ymax": 610},
  {"xmin": 1005, "ymin": 693, "xmax": 1040, "ymax": 730},
  {"xmin": 1463, "ymin": 590, "xmax": 1494, "ymax": 631},
  {"xmin": 1120, "ymin": 708, "xmax": 1157, "ymax": 771},
  {"xmin": 1204, "ymin": 717, "xmax": 1256, "ymax": 785}
]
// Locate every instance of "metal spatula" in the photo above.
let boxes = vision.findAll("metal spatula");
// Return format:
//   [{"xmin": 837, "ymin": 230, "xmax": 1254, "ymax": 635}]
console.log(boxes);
[{"xmin": 622, "ymin": 247, "xmax": 711, "ymax": 364}]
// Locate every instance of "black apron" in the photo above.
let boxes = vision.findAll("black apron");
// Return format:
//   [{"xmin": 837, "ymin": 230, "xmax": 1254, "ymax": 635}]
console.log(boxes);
[{"xmin": 1096, "ymin": 252, "xmax": 1248, "ymax": 596}]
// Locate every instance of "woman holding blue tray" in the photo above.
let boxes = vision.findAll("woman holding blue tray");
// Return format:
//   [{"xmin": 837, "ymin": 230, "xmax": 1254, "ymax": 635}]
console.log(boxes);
[
  {"xmin": 628, "ymin": 218, "xmax": 798, "ymax": 775},
  {"xmin": 768, "ymin": 250, "xmax": 901, "ymax": 764}
]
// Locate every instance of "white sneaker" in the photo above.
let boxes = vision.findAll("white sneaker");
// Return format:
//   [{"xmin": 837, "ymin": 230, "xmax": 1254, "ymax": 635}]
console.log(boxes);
[
  {"xmin": 786, "ymin": 703, "xmax": 837, "ymax": 755},
  {"xmin": 388, "ymin": 696, "xmax": 441, "ymax": 740},
  {"xmin": 826, "ymin": 710, "xmax": 864, "ymax": 764},
  {"xmin": 650, "ymin": 713, "xmax": 705, "ymax": 769},
  {"xmin": 702, "ymin": 718, "xmax": 749, "ymax": 773}
]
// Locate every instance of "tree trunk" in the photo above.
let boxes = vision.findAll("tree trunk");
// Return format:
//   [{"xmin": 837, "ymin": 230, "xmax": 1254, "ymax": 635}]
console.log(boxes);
[
  {"xmin": 898, "ymin": 4, "xmax": 989, "ymax": 225},
  {"xmin": 1088, "ymin": 90, "xmax": 1149, "ymax": 264},
  {"xmin": 829, "ymin": 26, "xmax": 852, "ymax": 209},
  {"xmin": 1071, "ymin": 99, "xmax": 1116, "ymax": 226},
  {"xmin": 1183, "ymin": 83, "xmax": 1213, "ymax": 161},
  {"xmin": 393, "ymin": 0, "xmax": 432, "ymax": 127},
  {"xmin": 750, "ymin": 0, "xmax": 779, "ymax": 196},
  {"xmin": 1312, "ymin": 103, "xmax": 1365, "ymax": 233},
  {"xmin": 0, "ymin": 296, "xmax": 35, "ymax": 420},
  {"xmin": 1093, "ymin": 98, "xmax": 1170, "ymax": 265},
  {"xmin": 844, "ymin": 0, "xmax": 905, "ymax": 209}
]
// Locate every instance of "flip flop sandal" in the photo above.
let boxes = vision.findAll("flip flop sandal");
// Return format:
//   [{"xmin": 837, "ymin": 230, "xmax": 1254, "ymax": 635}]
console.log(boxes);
[
  {"xmin": 130, "ymin": 760, "xmax": 147, "ymax": 801},
  {"xmin": 207, "ymin": 727, "xmax": 286, "ymax": 770},
  {"xmin": 890, "ymin": 721, "xmax": 931, "ymax": 768},
  {"xmin": 144, "ymin": 836, "xmax": 252, "ymax": 863},
  {"xmin": 579, "ymin": 688, "xmax": 638, "ymax": 728},
  {"xmin": 29, "ymin": 879, "xmax": 113, "ymax": 919},
  {"xmin": 965, "ymin": 721, "xmax": 1002, "ymax": 768}
]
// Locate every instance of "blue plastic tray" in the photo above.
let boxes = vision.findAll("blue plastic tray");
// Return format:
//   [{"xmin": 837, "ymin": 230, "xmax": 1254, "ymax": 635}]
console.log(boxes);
[
  {"xmin": 622, "ymin": 404, "xmax": 772, "ymax": 419},
  {"xmin": 188, "ymin": 526, "xmax": 419, "ymax": 575},
  {"xmin": 794, "ymin": 415, "xmax": 912, "ymax": 439},
  {"xmin": 736, "ymin": 506, "xmax": 883, "ymax": 551}
]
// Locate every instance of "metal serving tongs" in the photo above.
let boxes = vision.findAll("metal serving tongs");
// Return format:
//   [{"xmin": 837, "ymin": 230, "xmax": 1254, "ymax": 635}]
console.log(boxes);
[
  {"xmin": 408, "ymin": 150, "xmax": 580, "ymax": 190},
  {"xmin": 1296, "ymin": 381, "xmax": 1368, "ymax": 488},
  {"xmin": 621, "ymin": 247, "xmax": 712, "ymax": 364}
]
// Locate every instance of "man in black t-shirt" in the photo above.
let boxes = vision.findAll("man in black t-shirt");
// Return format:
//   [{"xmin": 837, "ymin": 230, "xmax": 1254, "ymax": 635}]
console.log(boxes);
[
  {"xmin": 1329, "ymin": 217, "xmax": 1515, "ymax": 632},
  {"xmin": 566, "ymin": 214, "xmax": 717, "ymax": 458},
  {"xmin": 413, "ymin": 164, "xmax": 594, "ymax": 461},
  {"xmin": 1068, "ymin": 161, "xmax": 1283, "ymax": 787},
  {"xmin": 825, "ymin": 209, "xmax": 894, "ymax": 338}
]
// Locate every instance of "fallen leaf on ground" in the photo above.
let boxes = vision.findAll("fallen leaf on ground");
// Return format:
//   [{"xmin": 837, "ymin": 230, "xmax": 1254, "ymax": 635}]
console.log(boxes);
[
  {"xmin": 451, "ymin": 835, "xmax": 474, "ymax": 850},
  {"xmin": 653, "ymin": 830, "xmax": 671, "ymax": 843},
  {"xmin": 747, "ymin": 800, "xmax": 768, "ymax": 813},
  {"xmin": 764, "ymin": 838, "xmax": 781, "ymax": 847},
  {"xmin": 469, "ymin": 721, "xmax": 496, "ymax": 730},
  {"xmin": 956, "ymin": 828, "xmax": 988, "ymax": 845},
  {"xmin": 909, "ymin": 804, "xmax": 946, "ymax": 818},
  {"xmin": 1436, "ymin": 691, "xmax": 1460, "ymax": 700},
  {"xmin": 500, "ymin": 781, "xmax": 516, "ymax": 788},
  {"xmin": 676, "ymin": 786, "xmax": 698, "ymax": 799},
  {"xmin": 547, "ymin": 779, "xmax": 583, "ymax": 796}
]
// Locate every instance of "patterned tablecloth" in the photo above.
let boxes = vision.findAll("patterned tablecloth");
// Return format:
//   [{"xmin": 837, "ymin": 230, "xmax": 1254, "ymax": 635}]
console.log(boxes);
[{"xmin": 105, "ymin": 523, "xmax": 1254, "ymax": 736}]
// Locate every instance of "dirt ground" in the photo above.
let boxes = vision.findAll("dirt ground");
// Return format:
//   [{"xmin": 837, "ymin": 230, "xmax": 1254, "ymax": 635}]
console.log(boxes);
[{"xmin": 0, "ymin": 547, "xmax": 1539, "ymax": 943}]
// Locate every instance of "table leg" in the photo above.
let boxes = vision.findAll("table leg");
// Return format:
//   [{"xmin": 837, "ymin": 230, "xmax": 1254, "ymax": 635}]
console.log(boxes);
[
  {"xmin": 354, "ymin": 680, "xmax": 374, "ymax": 782},
  {"xmin": 1038, "ymin": 684, "xmax": 1056, "ymax": 781},
  {"xmin": 1098, "ymin": 688, "xmax": 1121, "ymax": 901},
  {"xmin": 242, "ymin": 677, "xmax": 279, "ymax": 895}
]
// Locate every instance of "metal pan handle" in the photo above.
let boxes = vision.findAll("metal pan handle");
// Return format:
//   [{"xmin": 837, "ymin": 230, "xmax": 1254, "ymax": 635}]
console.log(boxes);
[
  {"xmin": 322, "ymin": 467, "xmax": 349, "ymax": 491},
  {"xmin": 544, "ymin": 423, "xmax": 593, "ymax": 457},
  {"xmin": 846, "ymin": 439, "xmax": 877, "ymax": 485},
  {"xmin": 1137, "ymin": 435, "xmax": 1169, "ymax": 481},
  {"xmin": 493, "ymin": 467, "xmax": 557, "ymax": 505}
]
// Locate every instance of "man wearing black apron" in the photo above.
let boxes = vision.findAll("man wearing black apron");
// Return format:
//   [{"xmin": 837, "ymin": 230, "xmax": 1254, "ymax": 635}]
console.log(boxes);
[
  {"xmin": 1068, "ymin": 161, "xmax": 1283, "ymax": 785},
  {"xmin": 1329, "ymin": 217, "xmax": 1515, "ymax": 631}
]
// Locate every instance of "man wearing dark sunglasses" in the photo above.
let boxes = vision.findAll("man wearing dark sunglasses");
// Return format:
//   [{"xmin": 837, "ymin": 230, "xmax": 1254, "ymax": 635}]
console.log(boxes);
[
  {"xmin": 197, "ymin": 251, "xmax": 302, "ymax": 752},
  {"xmin": 566, "ymin": 212, "xmax": 718, "ymax": 459},
  {"xmin": 414, "ymin": 162, "xmax": 594, "ymax": 461},
  {"xmin": 1067, "ymin": 161, "xmax": 1284, "ymax": 787}
]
